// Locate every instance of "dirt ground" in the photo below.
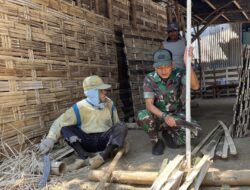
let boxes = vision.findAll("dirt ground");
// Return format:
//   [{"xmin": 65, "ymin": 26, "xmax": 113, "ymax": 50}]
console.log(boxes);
[{"xmin": 47, "ymin": 97, "xmax": 250, "ymax": 190}]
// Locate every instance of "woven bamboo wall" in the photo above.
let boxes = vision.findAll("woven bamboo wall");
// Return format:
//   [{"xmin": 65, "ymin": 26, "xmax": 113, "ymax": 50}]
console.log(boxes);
[
  {"xmin": 0, "ymin": 0, "xmax": 172, "ymax": 151},
  {"xmin": 0, "ymin": 0, "xmax": 119, "ymax": 150},
  {"xmin": 112, "ymin": 0, "xmax": 130, "ymax": 29},
  {"xmin": 135, "ymin": 0, "xmax": 167, "ymax": 32},
  {"xmin": 123, "ymin": 29, "xmax": 165, "ymax": 116}
]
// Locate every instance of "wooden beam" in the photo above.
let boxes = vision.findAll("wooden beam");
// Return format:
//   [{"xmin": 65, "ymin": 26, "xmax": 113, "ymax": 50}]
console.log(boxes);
[
  {"xmin": 201, "ymin": 0, "xmax": 234, "ymax": 25},
  {"xmin": 179, "ymin": 155, "xmax": 210, "ymax": 190},
  {"xmin": 191, "ymin": 124, "xmax": 221, "ymax": 156},
  {"xmin": 203, "ymin": 0, "xmax": 230, "ymax": 22},
  {"xmin": 191, "ymin": 11, "xmax": 223, "ymax": 43},
  {"xmin": 150, "ymin": 155, "xmax": 184, "ymax": 190},
  {"xmin": 130, "ymin": 0, "xmax": 137, "ymax": 29},
  {"xmin": 162, "ymin": 170, "xmax": 184, "ymax": 190},
  {"xmin": 175, "ymin": 0, "xmax": 181, "ymax": 23},
  {"xmin": 194, "ymin": 160, "xmax": 211, "ymax": 190},
  {"xmin": 218, "ymin": 120, "xmax": 237, "ymax": 155},
  {"xmin": 76, "ymin": 0, "xmax": 82, "ymax": 7},
  {"xmin": 233, "ymin": 1, "xmax": 250, "ymax": 21},
  {"xmin": 95, "ymin": 0, "xmax": 99, "ymax": 14},
  {"xmin": 89, "ymin": 169, "xmax": 250, "ymax": 186},
  {"xmin": 95, "ymin": 148, "xmax": 124, "ymax": 190},
  {"xmin": 167, "ymin": 5, "xmax": 173, "ymax": 23},
  {"xmin": 107, "ymin": 0, "xmax": 113, "ymax": 19}
]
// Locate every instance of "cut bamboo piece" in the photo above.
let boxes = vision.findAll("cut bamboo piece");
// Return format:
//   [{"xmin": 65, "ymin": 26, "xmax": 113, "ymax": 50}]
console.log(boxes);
[
  {"xmin": 159, "ymin": 158, "xmax": 168, "ymax": 174},
  {"xmin": 222, "ymin": 135, "xmax": 229, "ymax": 159},
  {"xmin": 161, "ymin": 170, "xmax": 184, "ymax": 190},
  {"xmin": 179, "ymin": 155, "xmax": 210, "ymax": 190},
  {"xmin": 95, "ymin": 148, "xmax": 124, "ymax": 190},
  {"xmin": 88, "ymin": 170, "xmax": 157, "ymax": 185},
  {"xmin": 218, "ymin": 120, "xmax": 237, "ymax": 155},
  {"xmin": 194, "ymin": 160, "xmax": 211, "ymax": 190},
  {"xmin": 89, "ymin": 169, "xmax": 250, "ymax": 186},
  {"xmin": 150, "ymin": 155, "xmax": 184, "ymax": 190},
  {"xmin": 192, "ymin": 124, "xmax": 221, "ymax": 156},
  {"xmin": 201, "ymin": 129, "xmax": 223, "ymax": 159},
  {"xmin": 215, "ymin": 136, "xmax": 224, "ymax": 158}
]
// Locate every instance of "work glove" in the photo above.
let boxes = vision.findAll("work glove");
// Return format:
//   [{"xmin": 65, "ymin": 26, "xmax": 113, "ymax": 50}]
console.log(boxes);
[
  {"xmin": 68, "ymin": 136, "xmax": 81, "ymax": 144},
  {"xmin": 39, "ymin": 138, "xmax": 54, "ymax": 154}
]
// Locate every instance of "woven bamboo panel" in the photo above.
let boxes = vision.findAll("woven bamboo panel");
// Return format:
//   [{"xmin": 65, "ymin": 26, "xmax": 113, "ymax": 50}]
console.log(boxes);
[
  {"xmin": 123, "ymin": 29, "xmax": 165, "ymax": 116},
  {"xmin": 135, "ymin": 0, "xmax": 167, "ymax": 32},
  {"xmin": 112, "ymin": 0, "xmax": 130, "ymax": 29},
  {"xmin": 0, "ymin": 0, "xmax": 120, "ymax": 151}
]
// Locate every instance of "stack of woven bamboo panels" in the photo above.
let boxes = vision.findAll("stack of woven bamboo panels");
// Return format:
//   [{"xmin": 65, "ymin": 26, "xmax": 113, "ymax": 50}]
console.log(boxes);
[
  {"xmin": 112, "ymin": 0, "xmax": 130, "ymax": 29},
  {"xmin": 0, "ymin": 0, "xmax": 120, "ymax": 151},
  {"xmin": 123, "ymin": 29, "xmax": 165, "ymax": 116},
  {"xmin": 135, "ymin": 0, "xmax": 167, "ymax": 32}
]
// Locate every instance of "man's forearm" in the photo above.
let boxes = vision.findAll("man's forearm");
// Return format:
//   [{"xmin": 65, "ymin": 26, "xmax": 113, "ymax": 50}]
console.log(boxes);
[
  {"xmin": 190, "ymin": 68, "xmax": 200, "ymax": 90},
  {"xmin": 146, "ymin": 103, "xmax": 165, "ymax": 119}
]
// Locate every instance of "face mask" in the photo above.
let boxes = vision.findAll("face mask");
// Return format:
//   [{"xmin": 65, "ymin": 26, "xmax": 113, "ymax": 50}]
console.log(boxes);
[{"xmin": 84, "ymin": 89, "xmax": 105, "ymax": 109}]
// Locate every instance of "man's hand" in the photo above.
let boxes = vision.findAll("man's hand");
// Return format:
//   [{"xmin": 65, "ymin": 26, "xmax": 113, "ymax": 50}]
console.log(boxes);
[
  {"xmin": 184, "ymin": 46, "xmax": 194, "ymax": 65},
  {"xmin": 39, "ymin": 138, "xmax": 54, "ymax": 154},
  {"xmin": 164, "ymin": 115, "xmax": 176, "ymax": 127}
]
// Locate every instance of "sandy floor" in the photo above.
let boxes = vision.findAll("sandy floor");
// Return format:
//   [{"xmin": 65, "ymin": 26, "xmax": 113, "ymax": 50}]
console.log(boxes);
[{"xmin": 47, "ymin": 97, "xmax": 250, "ymax": 190}]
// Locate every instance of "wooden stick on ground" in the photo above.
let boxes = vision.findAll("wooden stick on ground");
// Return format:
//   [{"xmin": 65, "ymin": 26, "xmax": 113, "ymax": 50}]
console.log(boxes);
[
  {"xmin": 162, "ymin": 170, "xmax": 184, "ymax": 190},
  {"xmin": 194, "ymin": 160, "xmax": 211, "ymax": 190},
  {"xmin": 222, "ymin": 138, "xmax": 229, "ymax": 159},
  {"xmin": 192, "ymin": 124, "xmax": 221, "ymax": 156},
  {"xmin": 95, "ymin": 148, "xmax": 124, "ymax": 190},
  {"xmin": 200, "ymin": 129, "xmax": 223, "ymax": 159},
  {"xmin": 218, "ymin": 120, "xmax": 237, "ymax": 155},
  {"xmin": 179, "ymin": 155, "xmax": 210, "ymax": 190},
  {"xmin": 215, "ymin": 136, "xmax": 224, "ymax": 158},
  {"xmin": 150, "ymin": 155, "xmax": 184, "ymax": 190},
  {"xmin": 89, "ymin": 169, "xmax": 250, "ymax": 186}
]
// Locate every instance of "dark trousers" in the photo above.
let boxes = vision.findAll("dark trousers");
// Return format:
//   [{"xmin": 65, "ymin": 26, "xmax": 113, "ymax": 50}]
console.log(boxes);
[{"xmin": 60, "ymin": 122, "xmax": 128, "ymax": 159}]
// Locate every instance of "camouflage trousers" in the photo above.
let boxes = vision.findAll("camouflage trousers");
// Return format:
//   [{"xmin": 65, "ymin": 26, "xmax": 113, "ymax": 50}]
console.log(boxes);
[{"xmin": 137, "ymin": 109, "xmax": 186, "ymax": 147}]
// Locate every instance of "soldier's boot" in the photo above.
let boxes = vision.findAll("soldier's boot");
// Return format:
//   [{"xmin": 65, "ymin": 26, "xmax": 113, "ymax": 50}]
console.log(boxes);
[
  {"xmin": 66, "ymin": 158, "xmax": 89, "ymax": 172},
  {"xmin": 152, "ymin": 139, "xmax": 165, "ymax": 155},
  {"xmin": 89, "ymin": 154, "xmax": 105, "ymax": 169},
  {"xmin": 162, "ymin": 131, "xmax": 180, "ymax": 149}
]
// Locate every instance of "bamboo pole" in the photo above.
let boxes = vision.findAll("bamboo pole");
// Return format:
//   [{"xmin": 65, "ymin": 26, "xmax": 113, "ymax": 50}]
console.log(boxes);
[
  {"xmin": 89, "ymin": 169, "xmax": 250, "ymax": 186},
  {"xmin": 95, "ymin": 148, "xmax": 124, "ymax": 190},
  {"xmin": 186, "ymin": 0, "xmax": 192, "ymax": 168}
]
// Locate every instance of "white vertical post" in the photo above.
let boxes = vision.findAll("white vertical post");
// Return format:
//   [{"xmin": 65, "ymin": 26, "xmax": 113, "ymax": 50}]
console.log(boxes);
[{"xmin": 186, "ymin": 0, "xmax": 192, "ymax": 168}]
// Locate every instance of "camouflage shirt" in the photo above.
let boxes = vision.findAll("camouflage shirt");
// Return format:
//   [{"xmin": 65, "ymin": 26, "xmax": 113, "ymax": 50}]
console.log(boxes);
[{"xmin": 143, "ymin": 69, "xmax": 186, "ymax": 113}]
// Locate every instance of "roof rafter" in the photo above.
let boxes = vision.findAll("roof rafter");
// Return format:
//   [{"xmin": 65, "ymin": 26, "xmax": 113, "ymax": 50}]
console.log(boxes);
[
  {"xmin": 233, "ymin": 0, "xmax": 249, "ymax": 21},
  {"xmin": 191, "ymin": 11, "xmax": 223, "ymax": 43},
  {"xmin": 202, "ymin": 0, "xmax": 230, "ymax": 21}
]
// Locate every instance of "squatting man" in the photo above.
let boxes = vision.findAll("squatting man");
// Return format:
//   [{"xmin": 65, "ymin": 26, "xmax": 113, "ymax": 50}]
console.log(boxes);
[{"xmin": 39, "ymin": 75, "xmax": 128, "ymax": 171}]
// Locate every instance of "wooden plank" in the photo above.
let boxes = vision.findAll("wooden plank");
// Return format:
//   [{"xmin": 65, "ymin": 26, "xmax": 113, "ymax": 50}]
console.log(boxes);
[
  {"xmin": 194, "ymin": 160, "xmax": 211, "ymax": 190},
  {"xmin": 179, "ymin": 155, "xmax": 210, "ymax": 190},
  {"xmin": 150, "ymin": 155, "xmax": 184, "ymax": 190},
  {"xmin": 200, "ymin": 129, "xmax": 223, "ymax": 159},
  {"xmin": 192, "ymin": 124, "xmax": 221, "ymax": 155},
  {"xmin": 162, "ymin": 170, "xmax": 184, "ymax": 190},
  {"xmin": 95, "ymin": 148, "xmax": 124, "ymax": 190},
  {"xmin": 89, "ymin": 169, "xmax": 250, "ymax": 186},
  {"xmin": 218, "ymin": 120, "xmax": 237, "ymax": 155}
]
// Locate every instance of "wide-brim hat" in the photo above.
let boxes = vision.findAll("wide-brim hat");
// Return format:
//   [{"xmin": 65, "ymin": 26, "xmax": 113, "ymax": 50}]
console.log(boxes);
[{"xmin": 83, "ymin": 75, "xmax": 111, "ymax": 91}]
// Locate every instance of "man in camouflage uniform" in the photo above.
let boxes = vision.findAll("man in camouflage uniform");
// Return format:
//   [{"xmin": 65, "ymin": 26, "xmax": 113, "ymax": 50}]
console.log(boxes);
[{"xmin": 137, "ymin": 48, "xmax": 200, "ymax": 155}]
